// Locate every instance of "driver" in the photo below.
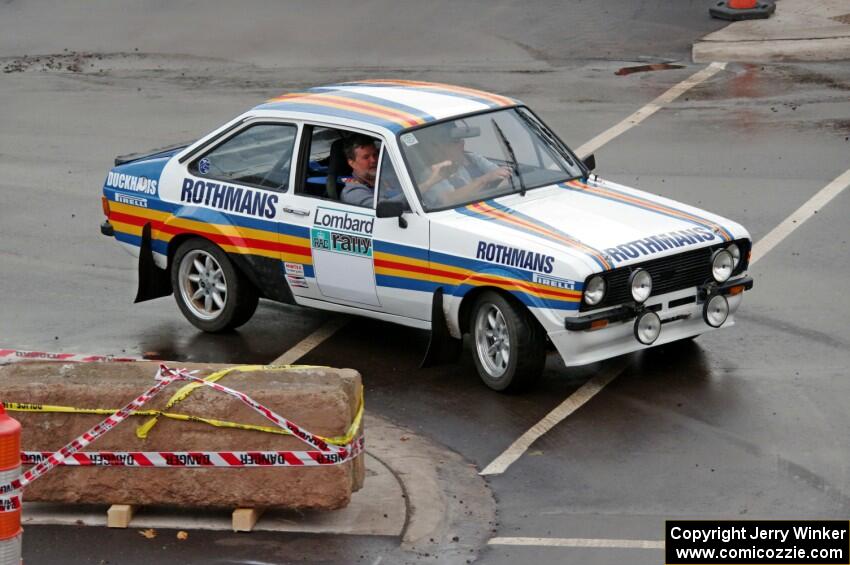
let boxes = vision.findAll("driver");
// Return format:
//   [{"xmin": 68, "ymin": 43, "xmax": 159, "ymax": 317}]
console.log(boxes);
[
  {"xmin": 340, "ymin": 134, "xmax": 381, "ymax": 207},
  {"xmin": 417, "ymin": 123, "xmax": 512, "ymax": 208}
]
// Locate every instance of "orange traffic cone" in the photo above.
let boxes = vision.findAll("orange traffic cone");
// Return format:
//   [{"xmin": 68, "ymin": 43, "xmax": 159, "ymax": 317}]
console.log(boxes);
[
  {"xmin": 710, "ymin": 0, "xmax": 776, "ymax": 20},
  {"xmin": 0, "ymin": 403, "xmax": 22, "ymax": 565}
]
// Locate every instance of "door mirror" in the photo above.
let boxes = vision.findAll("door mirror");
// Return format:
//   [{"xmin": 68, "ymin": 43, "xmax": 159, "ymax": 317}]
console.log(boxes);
[
  {"xmin": 375, "ymin": 200, "xmax": 407, "ymax": 228},
  {"xmin": 376, "ymin": 200, "xmax": 404, "ymax": 218},
  {"xmin": 582, "ymin": 153, "xmax": 596, "ymax": 172}
]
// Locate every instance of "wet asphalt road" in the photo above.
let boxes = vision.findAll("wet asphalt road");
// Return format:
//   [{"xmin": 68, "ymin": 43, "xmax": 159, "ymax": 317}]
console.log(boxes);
[{"xmin": 2, "ymin": 2, "xmax": 850, "ymax": 564}]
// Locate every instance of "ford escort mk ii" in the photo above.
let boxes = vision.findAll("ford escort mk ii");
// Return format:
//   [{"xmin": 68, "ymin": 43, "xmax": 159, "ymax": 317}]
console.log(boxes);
[{"xmin": 100, "ymin": 80, "xmax": 753, "ymax": 391}]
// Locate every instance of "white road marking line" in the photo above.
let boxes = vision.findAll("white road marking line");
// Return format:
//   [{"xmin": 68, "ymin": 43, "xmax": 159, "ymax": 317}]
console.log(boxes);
[
  {"xmin": 480, "ymin": 357, "xmax": 629, "ymax": 476},
  {"xmin": 272, "ymin": 317, "xmax": 349, "ymax": 365},
  {"xmin": 488, "ymin": 536, "xmax": 664, "ymax": 549},
  {"xmin": 574, "ymin": 62, "xmax": 727, "ymax": 159},
  {"xmin": 750, "ymin": 167, "xmax": 850, "ymax": 266}
]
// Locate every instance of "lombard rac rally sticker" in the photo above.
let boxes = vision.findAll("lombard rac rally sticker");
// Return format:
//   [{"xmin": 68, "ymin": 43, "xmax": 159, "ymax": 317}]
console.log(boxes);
[
  {"xmin": 400, "ymin": 133, "xmax": 418, "ymax": 146},
  {"xmin": 198, "ymin": 158, "xmax": 211, "ymax": 174}
]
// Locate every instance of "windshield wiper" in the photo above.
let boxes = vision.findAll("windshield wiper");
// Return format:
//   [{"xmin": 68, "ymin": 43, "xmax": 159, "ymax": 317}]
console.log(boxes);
[
  {"xmin": 491, "ymin": 118, "xmax": 526, "ymax": 197},
  {"xmin": 515, "ymin": 108, "xmax": 577, "ymax": 169}
]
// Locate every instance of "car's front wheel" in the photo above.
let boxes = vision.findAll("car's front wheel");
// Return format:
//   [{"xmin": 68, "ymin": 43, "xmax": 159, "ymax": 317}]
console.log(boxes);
[
  {"xmin": 470, "ymin": 291, "xmax": 546, "ymax": 393},
  {"xmin": 171, "ymin": 239, "xmax": 258, "ymax": 332}
]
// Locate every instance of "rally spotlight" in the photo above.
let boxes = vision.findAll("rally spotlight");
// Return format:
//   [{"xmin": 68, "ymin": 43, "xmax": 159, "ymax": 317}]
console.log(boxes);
[
  {"xmin": 703, "ymin": 294, "xmax": 730, "ymax": 328},
  {"xmin": 634, "ymin": 311, "xmax": 661, "ymax": 345},
  {"xmin": 629, "ymin": 269, "xmax": 652, "ymax": 303}
]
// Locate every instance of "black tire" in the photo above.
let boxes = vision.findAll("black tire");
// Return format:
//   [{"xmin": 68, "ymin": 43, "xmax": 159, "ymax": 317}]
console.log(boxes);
[
  {"xmin": 469, "ymin": 291, "xmax": 546, "ymax": 393},
  {"xmin": 171, "ymin": 238, "xmax": 258, "ymax": 332}
]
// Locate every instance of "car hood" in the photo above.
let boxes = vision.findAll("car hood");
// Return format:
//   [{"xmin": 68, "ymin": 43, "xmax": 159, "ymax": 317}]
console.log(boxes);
[{"xmin": 434, "ymin": 177, "xmax": 748, "ymax": 273}]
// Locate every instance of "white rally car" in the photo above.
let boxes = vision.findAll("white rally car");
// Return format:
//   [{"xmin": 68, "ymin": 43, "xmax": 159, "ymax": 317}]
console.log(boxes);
[{"xmin": 100, "ymin": 80, "xmax": 753, "ymax": 392}]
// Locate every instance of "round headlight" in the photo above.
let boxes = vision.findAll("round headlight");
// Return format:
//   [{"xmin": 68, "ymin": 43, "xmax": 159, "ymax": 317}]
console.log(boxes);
[
  {"xmin": 703, "ymin": 294, "xmax": 729, "ymax": 328},
  {"xmin": 727, "ymin": 243, "xmax": 741, "ymax": 269},
  {"xmin": 629, "ymin": 269, "xmax": 652, "ymax": 303},
  {"xmin": 711, "ymin": 249, "xmax": 734, "ymax": 283},
  {"xmin": 634, "ymin": 311, "xmax": 661, "ymax": 345},
  {"xmin": 584, "ymin": 275, "xmax": 606, "ymax": 306}
]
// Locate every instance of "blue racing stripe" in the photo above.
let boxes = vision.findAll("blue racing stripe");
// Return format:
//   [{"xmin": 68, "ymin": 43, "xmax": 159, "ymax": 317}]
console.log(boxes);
[
  {"xmin": 373, "ymin": 239, "xmax": 429, "ymax": 261},
  {"xmin": 106, "ymin": 187, "xmax": 310, "ymax": 238},
  {"xmin": 375, "ymin": 274, "xmax": 441, "ymax": 293}
]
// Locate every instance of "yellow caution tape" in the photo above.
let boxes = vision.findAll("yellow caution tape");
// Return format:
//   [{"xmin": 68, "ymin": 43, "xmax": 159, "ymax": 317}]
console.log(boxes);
[{"xmin": 5, "ymin": 364, "xmax": 363, "ymax": 447}]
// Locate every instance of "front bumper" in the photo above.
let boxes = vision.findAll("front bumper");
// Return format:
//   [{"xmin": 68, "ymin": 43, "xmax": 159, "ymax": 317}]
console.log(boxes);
[
  {"xmin": 564, "ymin": 276, "xmax": 753, "ymax": 331},
  {"xmin": 551, "ymin": 277, "xmax": 752, "ymax": 367}
]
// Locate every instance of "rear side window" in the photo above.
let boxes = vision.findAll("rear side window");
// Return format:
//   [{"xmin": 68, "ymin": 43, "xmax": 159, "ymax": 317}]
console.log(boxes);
[{"xmin": 189, "ymin": 123, "xmax": 297, "ymax": 191}]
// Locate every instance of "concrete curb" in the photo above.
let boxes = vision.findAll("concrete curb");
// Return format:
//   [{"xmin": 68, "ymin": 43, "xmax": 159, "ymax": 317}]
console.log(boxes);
[
  {"xmin": 694, "ymin": 36, "xmax": 850, "ymax": 62},
  {"xmin": 365, "ymin": 413, "xmax": 498, "ymax": 564},
  {"xmin": 693, "ymin": 0, "xmax": 850, "ymax": 62}
]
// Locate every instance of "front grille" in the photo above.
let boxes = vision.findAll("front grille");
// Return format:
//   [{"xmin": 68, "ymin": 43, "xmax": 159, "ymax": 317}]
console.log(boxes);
[{"xmin": 580, "ymin": 239, "xmax": 751, "ymax": 311}]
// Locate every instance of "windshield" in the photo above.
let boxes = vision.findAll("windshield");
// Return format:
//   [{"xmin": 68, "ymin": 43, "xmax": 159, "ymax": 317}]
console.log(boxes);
[{"xmin": 399, "ymin": 107, "xmax": 583, "ymax": 212}]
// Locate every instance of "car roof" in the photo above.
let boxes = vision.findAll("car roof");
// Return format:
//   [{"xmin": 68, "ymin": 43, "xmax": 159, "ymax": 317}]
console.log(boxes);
[{"xmin": 253, "ymin": 80, "xmax": 520, "ymax": 134}]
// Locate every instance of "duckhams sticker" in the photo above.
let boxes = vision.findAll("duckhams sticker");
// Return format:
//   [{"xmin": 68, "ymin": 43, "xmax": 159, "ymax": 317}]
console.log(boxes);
[{"xmin": 106, "ymin": 172, "xmax": 158, "ymax": 195}]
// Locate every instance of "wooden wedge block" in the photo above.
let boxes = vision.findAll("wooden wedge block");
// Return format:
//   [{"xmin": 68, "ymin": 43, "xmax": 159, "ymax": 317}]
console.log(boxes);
[
  {"xmin": 107, "ymin": 504, "xmax": 136, "ymax": 528},
  {"xmin": 232, "ymin": 507, "xmax": 264, "ymax": 532}
]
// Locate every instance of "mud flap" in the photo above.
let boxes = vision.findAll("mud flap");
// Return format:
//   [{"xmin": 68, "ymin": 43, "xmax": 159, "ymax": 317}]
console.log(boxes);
[
  {"xmin": 134, "ymin": 223, "xmax": 172, "ymax": 303},
  {"xmin": 420, "ymin": 288, "xmax": 463, "ymax": 368}
]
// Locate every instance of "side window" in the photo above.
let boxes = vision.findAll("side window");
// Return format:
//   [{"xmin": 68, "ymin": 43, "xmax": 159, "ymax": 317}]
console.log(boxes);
[
  {"xmin": 297, "ymin": 126, "xmax": 346, "ymax": 198},
  {"xmin": 189, "ymin": 123, "xmax": 297, "ymax": 191},
  {"xmin": 377, "ymin": 148, "xmax": 410, "ymax": 210},
  {"xmin": 296, "ymin": 126, "xmax": 381, "ymax": 206}
]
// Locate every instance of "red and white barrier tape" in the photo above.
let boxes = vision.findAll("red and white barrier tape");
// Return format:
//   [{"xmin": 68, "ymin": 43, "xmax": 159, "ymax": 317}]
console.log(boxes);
[
  {"xmin": 0, "ymin": 348, "xmax": 140, "ymax": 365},
  {"xmin": 159, "ymin": 365, "xmax": 345, "ymax": 455},
  {"xmin": 0, "ymin": 366, "xmax": 179, "ymax": 511},
  {"xmin": 0, "ymin": 364, "xmax": 362, "ymax": 512},
  {"xmin": 21, "ymin": 437, "xmax": 365, "ymax": 468}
]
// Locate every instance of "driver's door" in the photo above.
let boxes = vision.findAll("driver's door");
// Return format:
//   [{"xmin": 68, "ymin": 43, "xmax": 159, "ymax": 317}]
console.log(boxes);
[{"xmin": 279, "ymin": 124, "xmax": 382, "ymax": 309}]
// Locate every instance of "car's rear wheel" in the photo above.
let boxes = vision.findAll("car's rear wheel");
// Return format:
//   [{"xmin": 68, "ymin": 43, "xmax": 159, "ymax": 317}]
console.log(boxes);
[
  {"xmin": 171, "ymin": 239, "xmax": 258, "ymax": 332},
  {"xmin": 470, "ymin": 291, "xmax": 546, "ymax": 393}
]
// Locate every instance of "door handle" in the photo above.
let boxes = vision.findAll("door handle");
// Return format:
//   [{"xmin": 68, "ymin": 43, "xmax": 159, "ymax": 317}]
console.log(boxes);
[{"xmin": 282, "ymin": 207, "xmax": 310, "ymax": 216}]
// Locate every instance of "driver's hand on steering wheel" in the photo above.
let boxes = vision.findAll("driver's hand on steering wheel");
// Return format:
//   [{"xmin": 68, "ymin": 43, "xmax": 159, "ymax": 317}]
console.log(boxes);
[{"xmin": 482, "ymin": 165, "xmax": 513, "ymax": 185}]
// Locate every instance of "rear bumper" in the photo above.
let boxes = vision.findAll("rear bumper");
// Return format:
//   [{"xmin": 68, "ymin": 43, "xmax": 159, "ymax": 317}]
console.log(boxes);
[{"xmin": 100, "ymin": 220, "xmax": 114, "ymax": 237}]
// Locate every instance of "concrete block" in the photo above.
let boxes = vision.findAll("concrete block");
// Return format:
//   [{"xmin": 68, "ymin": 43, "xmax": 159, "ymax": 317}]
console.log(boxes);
[{"xmin": 0, "ymin": 361, "xmax": 364, "ymax": 511}]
